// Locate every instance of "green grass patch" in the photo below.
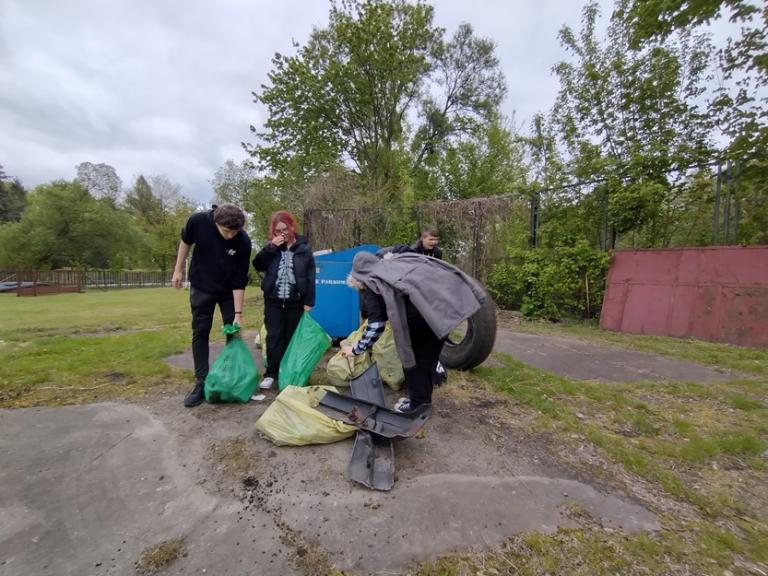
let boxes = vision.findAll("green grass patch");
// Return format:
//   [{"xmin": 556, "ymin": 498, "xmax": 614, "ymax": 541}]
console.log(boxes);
[
  {"xmin": 479, "ymin": 351, "xmax": 767, "ymax": 523},
  {"xmin": 0, "ymin": 288, "xmax": 189, "ymax": 338},
  {"xmin": 680, "ymin": 432, "xmax": 766, "ymax": 462},
  {"xmin": 0, "ymin": 287, "xmax": 264, "ymax": 406},
  {"xmin": 135, "ymin": 538, "xmax": 184, "ymax": 575},
  {"xmin": 672, "ymin": 418, "xmax": 695, "ymax": 436},
  {"xmin": 0, "ymin": 330, "xmax": 188, "ymax": 400},
  {"xmin": 413, "ymin": 524, "xmax": 755, "ymax": 576},
  {"xmin": 728, "ymin": 393, "xmax": 766, "ymax": 411}
]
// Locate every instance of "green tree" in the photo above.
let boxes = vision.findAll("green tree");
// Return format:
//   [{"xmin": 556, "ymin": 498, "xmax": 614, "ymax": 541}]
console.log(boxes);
[
  {"xmin": 410, "ymin": 23, "xmax": 507, "ymax": 172},
  {"xmin": 623, "ymin": 0, "xmax": 767, "ymax": 160},
  {"xmin": 124, "ymin": 175, "xmax": 194, "ymax": 273},
  {"xmin": 211, "ymin": 160, "xmax": 255, "ymax": 207},
  {"xmin": 0, "ymin": 168, "xmax": 27, "ymax": 223},
  {"xmin": 0, "ymin": 180, "xmax": 138, "ymax": 269},
  {"xmin": 248, "ymin": 0, "xmax": 506, "ymax": 206},
  {"xmin": 427, "ymin": 114, "xmax": 527, "ymax": 200},
  {"xmin": 551, "ymin": 1, "xmax": 714, "ymax": 246},
  {"xmin": 124, "ymin": 176, "xmax": 161, "ymax": 224}
]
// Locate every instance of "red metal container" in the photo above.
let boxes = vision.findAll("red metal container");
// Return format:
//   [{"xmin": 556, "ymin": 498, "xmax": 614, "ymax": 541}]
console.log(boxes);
[{"xmin": 600, "ymin": 246, "xmax": 768, "ymax": 348}]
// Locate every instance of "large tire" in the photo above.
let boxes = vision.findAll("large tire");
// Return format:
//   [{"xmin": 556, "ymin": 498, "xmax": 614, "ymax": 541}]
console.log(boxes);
[{"xmin": 439, "ymin": 292, "xmax": 497, "ymax": 370}]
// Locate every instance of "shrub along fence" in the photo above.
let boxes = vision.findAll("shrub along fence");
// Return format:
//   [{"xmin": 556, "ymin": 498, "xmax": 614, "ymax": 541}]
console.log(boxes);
[{"xmin": 485, "ymin": 244, "xmax": 611, "ymax": 319}]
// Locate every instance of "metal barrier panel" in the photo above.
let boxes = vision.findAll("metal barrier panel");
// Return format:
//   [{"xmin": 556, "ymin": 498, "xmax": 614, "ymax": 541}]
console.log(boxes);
[{"xmin": 600, "ymin": 246, "xmax": 768, "ymax": 348}]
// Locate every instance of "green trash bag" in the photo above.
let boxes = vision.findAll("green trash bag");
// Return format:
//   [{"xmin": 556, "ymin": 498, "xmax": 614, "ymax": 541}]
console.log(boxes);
[
  {"xmin": 205, "ymin": 324, "xmax": 259, "ymax": 403},
  {"xmin": 278, "ymin": 312, "xmax": 331, "ymax": 390}
]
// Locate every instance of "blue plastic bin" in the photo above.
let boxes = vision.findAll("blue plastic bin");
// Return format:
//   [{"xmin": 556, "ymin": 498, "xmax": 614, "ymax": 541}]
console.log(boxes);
[{"xmin": 313, "ymin": 244, "xmax": 379, "ymax": 339}]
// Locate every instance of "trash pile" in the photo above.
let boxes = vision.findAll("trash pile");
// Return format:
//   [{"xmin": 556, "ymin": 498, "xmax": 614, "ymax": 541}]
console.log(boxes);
[{"xmin": 204, "ymin": 318, "xmax": 419, "ymax": 491}]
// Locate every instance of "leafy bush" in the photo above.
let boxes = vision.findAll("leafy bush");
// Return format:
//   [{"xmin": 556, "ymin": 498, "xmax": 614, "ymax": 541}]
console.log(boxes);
[{"xmin": 487, "ymin": 242, "xmax": 610, "ymax": 319}]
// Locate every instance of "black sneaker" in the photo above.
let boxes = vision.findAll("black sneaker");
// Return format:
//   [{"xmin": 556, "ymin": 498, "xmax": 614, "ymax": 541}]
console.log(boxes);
[{"xmin": 184, "ymin": 381, "xmax": 205, "ymax": 407}]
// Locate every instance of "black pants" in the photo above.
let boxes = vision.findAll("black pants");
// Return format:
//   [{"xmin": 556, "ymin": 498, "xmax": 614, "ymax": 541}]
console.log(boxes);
[
  {"xmin": 190, "ymin": 288, "xmax": 235, "ymax": 383},
  {"xmin": 263, "ymin": 301, "xmax": 304, "ymax": 381},
  {"xmin": 404, "ymin": 309, "xmax": 445, "ymax": 406}
]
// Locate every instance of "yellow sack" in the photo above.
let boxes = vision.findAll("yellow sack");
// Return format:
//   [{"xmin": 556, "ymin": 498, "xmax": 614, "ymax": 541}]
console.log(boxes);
[
  {"xmin": 254, "ymin": 385, "xmax": 356, "ymax": 446},
  {"xmin": 326, "ymin": 322, "xmax": 404, "ymax": 390},
  {"xmin": 372, "ymin": 323, "xmax": 404, "ymax": 391},
  {"xmin": 326, "ymin": 351, "xmax": 371, "ymax": 386},
  {"xmin": 326, "ymin": 323, "xmax": 372, "ymax": 386}
]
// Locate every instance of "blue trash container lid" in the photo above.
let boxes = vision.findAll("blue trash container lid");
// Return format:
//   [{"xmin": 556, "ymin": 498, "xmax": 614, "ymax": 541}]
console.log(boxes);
[{"xmin": 314, "ymin": 244, "xmax": 379, "ymax": 263}]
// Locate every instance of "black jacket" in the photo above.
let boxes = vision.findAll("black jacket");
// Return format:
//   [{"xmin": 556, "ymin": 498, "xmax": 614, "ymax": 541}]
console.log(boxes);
[
  {"xmin": 377, "ymin": 239, "xmax": 443, "ymax": 260},
  {"xmin": 252, "ymin": 235, "xmax": 316, "ymax": 307},
  {"xmin": 411, "ymin": 239, "xmax": 442, "ymax": 259}
]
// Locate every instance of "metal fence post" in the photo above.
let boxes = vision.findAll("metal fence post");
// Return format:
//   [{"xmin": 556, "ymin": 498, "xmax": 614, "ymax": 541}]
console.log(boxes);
[{"xmin": 712, "ymin": 163, "xmax": 722, "ymax": 245}]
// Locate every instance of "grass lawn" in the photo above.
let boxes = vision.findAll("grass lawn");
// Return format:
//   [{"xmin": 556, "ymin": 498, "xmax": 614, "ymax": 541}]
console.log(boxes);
[
  {"xmin": 0, "ymin": 287, "xmax": 263, "ymax": 406},
  {"xmin": 422, "ymin": 353, "xmax": 767, "ymax": 576},
  {"xmin": 1, "ymin": 291, "xmax": 766, "ymax": 574},
  {"xmin": 416, "ymin": 321, "xmax": 768, "ymax": 576}
]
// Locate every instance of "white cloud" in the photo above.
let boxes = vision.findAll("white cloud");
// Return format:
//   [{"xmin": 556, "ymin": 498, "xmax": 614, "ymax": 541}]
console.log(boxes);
[{"xmin": 8, "ymin": 0, "xmax": 721, "ymax": 204}]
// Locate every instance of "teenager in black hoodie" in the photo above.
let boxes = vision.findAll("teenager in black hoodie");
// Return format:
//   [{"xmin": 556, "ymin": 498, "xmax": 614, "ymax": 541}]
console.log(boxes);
[
  {"xmin": 172, "ymin": 204, "xmax": 252, "ymax": 407},
  {"xmin": 252, "ymin": 210, "xmax": 315, "ymax": 390}
]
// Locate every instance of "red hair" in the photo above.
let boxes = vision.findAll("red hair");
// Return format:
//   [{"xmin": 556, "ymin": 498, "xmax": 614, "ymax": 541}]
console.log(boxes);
[{"xmin": 268, "ymin": 210, "xmax": 297, "ymax": 243}]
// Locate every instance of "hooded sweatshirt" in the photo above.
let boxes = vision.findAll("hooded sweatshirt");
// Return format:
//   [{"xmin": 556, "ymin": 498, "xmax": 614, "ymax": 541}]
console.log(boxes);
[{"xmin": 351, "ymin": 252, "xmax": 486, "ymax": 368}]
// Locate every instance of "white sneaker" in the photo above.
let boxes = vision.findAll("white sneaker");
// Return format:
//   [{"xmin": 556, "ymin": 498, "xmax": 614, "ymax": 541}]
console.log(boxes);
[
  {"xmin": 259, "ymin": 377, "xmax": 275, "ymax": 390},
  {"xmin": 393, "ymin": 397, "xmax": 412, "ymax": 413}
]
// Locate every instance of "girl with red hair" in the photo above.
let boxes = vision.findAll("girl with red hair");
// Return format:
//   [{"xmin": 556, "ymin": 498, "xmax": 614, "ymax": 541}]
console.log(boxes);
[{"xmin": 252, "ymin": 210, "xmax": 316, "ymax": 389}]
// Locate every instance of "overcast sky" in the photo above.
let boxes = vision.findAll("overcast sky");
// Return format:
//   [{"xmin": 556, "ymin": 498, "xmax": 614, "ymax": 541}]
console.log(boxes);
[{"xmin": 1, "ymin": 0, "xmax": 620, "ymax": 203}]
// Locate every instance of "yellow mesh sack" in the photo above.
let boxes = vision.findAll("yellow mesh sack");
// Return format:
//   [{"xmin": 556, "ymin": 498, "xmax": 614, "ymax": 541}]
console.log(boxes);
[
  {"xmin": 254, "ymin": 385, "xmax": 356, "ymax": 446},
  {"xmin": 372, "ymin": 323, "xmax": 404, "ymax": 391}
]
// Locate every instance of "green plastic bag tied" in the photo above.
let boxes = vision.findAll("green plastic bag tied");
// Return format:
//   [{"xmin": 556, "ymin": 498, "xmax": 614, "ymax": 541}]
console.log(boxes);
[
  {"xmin": 278, "ymin": 313, "xmax": 331, "ymax": 390},
  {"xmin": 205, "ymin": 324, "xmax": 259, "ymax": 403}
]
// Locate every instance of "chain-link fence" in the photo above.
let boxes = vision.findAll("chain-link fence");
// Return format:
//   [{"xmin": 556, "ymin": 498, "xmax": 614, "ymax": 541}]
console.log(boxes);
[{"xmin": 304, "ymin": 195, "xmax": 530, "ymax": 280}]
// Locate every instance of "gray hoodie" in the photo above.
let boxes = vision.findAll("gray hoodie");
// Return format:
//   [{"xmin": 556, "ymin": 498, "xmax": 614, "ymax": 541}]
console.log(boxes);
[{"xmin": 351, "ymin": 252, "xmax": 486, "ymax": 368}]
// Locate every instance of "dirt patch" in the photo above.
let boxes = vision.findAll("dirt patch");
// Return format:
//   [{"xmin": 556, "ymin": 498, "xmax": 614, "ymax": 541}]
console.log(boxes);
[{"xmin": 128, "ymin": 364, "xmax": 662, "ymax": 573}]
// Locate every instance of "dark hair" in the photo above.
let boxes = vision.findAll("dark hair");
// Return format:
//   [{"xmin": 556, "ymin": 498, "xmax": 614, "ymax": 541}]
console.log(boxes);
[
  {"xmin": 421, "ymin": 226, "xmax": 438, "ymax": 237},
  {"xmin": 213, "ymin": 204, "xmax": 245, "ymax": 230}
]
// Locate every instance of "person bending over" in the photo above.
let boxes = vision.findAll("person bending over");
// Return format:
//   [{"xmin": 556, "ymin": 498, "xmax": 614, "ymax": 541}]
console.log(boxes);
[{"xmin": 342, "ymin": 251, "xmax": 485, "ymax": 412}]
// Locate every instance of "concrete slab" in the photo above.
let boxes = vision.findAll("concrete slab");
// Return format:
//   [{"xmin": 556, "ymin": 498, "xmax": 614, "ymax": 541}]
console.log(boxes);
[
  {"xmin": 0, "ymin": 404, "xmax": 296, "ymax": 576},
  {"xmin": 0, "ymin": 398, "xmax": 659, "ymax": 575},
  {"xmin": 494, "ymin": 330, "xmax": 735, "ymax": 383},
  {"xmin": 276, "ymin": 473, "xmax": 659, "ymax": 574}
]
